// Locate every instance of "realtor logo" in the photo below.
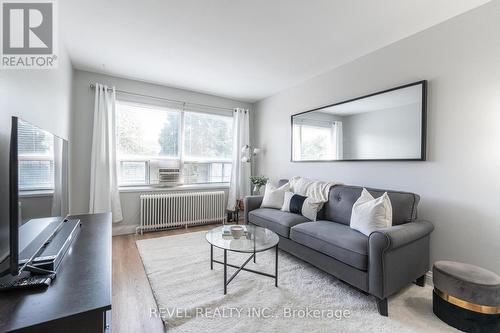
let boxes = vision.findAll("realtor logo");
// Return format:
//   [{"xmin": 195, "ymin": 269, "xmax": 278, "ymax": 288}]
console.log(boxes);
[{"xmin": 1, "ymin": 0, "xmax": 57, "ymax": 68}]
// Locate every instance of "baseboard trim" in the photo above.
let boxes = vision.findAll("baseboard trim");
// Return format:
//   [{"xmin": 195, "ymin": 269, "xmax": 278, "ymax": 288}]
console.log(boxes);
[{"xmin": 112, "ymin": 224, "xmax": 139, "ymax": 236}]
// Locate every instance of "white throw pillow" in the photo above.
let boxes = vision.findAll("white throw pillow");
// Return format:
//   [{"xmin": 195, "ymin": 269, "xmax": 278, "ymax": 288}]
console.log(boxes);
[
  {"xmin": 301, "ymin": 198, "xmax": 323, "ymax": 221},
  {"xmin": 281, "ymin": 191, "xmax": 295, "ymax": 212},
  {"xmin": 350, "ymin": 188, "xmax": 393, "ymax": 236},
  {"xmin": 260, "ymin": 182, "xmax": 290, "ymax": 209}
]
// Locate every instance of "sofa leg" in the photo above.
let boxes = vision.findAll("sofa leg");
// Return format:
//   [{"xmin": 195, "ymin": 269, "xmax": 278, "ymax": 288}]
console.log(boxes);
[
  {"xmin": 376, "ymin": 298, "xmax": 388, "ymax": 316},
  {"xmin": 414, "ymin": 274, "xmax": 426, "ymax": 287}
]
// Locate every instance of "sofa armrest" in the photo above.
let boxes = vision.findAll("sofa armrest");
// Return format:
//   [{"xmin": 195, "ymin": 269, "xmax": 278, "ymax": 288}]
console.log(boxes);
[
  {"xmin": 370, "ymin": 220, "xmax": 434, "ymax": 251},
  {"xmin": 368, "ymin": 220, "xmax": 434, "ymax": 299},
  {"xmin": 243, "ymin": 195, "xmax": 263, "ymax": 224}
]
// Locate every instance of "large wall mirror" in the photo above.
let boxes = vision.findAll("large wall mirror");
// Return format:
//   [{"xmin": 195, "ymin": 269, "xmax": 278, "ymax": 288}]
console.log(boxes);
[{"xmin": 291, "ymin": 81, "xmax": 427, "ymax": 161}]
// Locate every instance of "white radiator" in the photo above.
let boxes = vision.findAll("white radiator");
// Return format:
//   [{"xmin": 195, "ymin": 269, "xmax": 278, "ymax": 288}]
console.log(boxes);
[{"xmin": 137, "ymin": 191, "xmax": 226, "ymax": 234}]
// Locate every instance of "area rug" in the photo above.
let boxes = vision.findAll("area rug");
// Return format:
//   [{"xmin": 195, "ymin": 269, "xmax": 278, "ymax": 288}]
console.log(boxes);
[{"xmin": 136, "ymin": 231, "xmax": 456, "ymax": 333}]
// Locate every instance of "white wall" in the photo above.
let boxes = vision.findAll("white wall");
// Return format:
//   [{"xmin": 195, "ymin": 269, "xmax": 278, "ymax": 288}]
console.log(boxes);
[
  {"xmin": 0, "ymin": 46, "xmax": 73, "ymax": 140},
  {"xmin": 70, "ymin": 70, "xmax": 252, "ymax": 235},
  {"xmin": 254, "ymin": 2, "xmax": 500, "ymax": 273},
  {"xmin": 0, "ymin": 45, "xmax": 73, "ymax": 257}
]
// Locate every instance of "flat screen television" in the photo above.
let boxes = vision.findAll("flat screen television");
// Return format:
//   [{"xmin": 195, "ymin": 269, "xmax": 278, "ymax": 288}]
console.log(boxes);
[{"xmin": 0, "ymin": 117, "xmax": 69, "ymax": 278}]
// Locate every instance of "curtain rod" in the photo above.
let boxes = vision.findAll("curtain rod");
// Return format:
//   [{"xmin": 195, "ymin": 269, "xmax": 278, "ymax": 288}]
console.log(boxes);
[{"xmin": 89, "ymin": 83, "xmax": 236, "ymax": 112}]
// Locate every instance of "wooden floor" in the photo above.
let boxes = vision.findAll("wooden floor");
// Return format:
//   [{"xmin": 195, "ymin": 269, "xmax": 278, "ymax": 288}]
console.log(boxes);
[{"xmin": 112, "ymin": 223, "xmax": 220, "ymax": 333}]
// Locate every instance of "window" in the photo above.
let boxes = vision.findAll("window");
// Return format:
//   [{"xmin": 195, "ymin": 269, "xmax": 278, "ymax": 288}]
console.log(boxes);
[
  {"xmin": 293, "ymin": 122, "xmax": 337, "ymax": 161},
  {"xmin": 116, "ymin": 102, "xmax": 181, "ymax": 185},
  {"xmin": 115, "ymin": 101, "xmax": 233, "ymax": 186},
  {"xmin": 183, "ymin": 112, "xmax": 233, "ymax": 160},
  {"xmin": 119, "ymin": 161, "xmax": 149, "ymax": 185},
  {"xmin": 183, "ymin": 162, "xmax": 232, "ymax": 184},
  {"xmin": 18, "ymin": 120, "xmax": 55, "ymax": 191},
  {"xmin": 116, "ymin": 102, "xmax": 180, "ymax": 159},
  {"xmin": 182, "ymin": 111, "xmax": 233, "ymax": 184}
]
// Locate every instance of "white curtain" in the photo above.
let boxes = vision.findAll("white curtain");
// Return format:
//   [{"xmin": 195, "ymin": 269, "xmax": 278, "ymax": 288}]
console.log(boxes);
[
  {"xmin": 52, "ymin": 138, "xmax": 69, "ymax": 217},
  {"xmin": 51, "ymin": 136, "xmax": 62, "ymax": 216},
  {"xmin": 227, "ymin": 108, "xmax": 251, "ymax": 211},
  {"xmin": 333, "ymin": 121, "xmax": 343, "ymax": 160},
  {"xmin": 89, "ymin": 83, "xmax": 123, "ymax": 223}
]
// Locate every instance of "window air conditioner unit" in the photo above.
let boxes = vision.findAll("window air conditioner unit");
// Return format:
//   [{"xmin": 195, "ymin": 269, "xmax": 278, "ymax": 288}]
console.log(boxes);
[
  {"xmin": 149, "ymin": 160, "xmax": 181, "ymax": 186},
  {"xmin": 158, "ymin": 168, "xmax": 181, "ymax": 186}
]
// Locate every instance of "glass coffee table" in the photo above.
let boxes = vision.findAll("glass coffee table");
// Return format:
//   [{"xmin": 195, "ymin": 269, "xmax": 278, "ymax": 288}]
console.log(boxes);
[{"xmin": 206, "ymin": 225, "xmax": 279, "ymax": 294}]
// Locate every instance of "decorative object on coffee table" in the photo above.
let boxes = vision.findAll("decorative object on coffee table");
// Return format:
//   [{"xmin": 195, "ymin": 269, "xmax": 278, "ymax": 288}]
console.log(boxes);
[
  {"xmin": 432, "ymin": 260, "xmax": 500, "ymax": 332},
  {"xmin": 206, "ymin": 225, "xmax": 279, "ymax": 294},
  {"xmin": 230, "ymin": 225, "xmax": 244, "ymax": 239}
]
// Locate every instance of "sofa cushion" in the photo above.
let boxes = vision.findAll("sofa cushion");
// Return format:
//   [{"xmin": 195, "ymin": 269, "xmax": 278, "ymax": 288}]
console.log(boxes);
[
  {"xmin": 320, "ymin": 185, "xmax": 420, "ymax": 226},
  {"xmin": 290, "ymin": 221, "xmax": 368, "ymax": 270},
  {"xmin": 248, "ymin": 208, "xmax": 310, "ymax": 238}
]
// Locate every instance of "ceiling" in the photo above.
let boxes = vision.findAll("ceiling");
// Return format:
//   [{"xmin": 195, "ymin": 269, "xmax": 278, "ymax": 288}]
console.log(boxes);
[{"xmin": 60, "ymin": 0, "xmax": 490, "ymax": 103}]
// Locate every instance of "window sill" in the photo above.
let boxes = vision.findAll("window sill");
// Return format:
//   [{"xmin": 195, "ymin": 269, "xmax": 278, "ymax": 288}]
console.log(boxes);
[
  {"xmin": 19, "ymin": 190, "xmax": 54, "ymax": 198},
  {"xmin": 118, "ymin": 183, "xmax": 230, "ymax": 193}
]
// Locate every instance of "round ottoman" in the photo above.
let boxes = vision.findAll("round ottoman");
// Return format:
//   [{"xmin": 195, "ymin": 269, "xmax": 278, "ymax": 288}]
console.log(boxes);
[{"xmin": 433, "ymin": 261, "xmax": 500, "ymax": 332}]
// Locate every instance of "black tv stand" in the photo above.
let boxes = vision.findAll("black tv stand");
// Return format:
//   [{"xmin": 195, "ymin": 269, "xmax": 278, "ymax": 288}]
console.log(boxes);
[{"xmin": 0, "ymin": 213, "xmax": 112, "ymax": 332}]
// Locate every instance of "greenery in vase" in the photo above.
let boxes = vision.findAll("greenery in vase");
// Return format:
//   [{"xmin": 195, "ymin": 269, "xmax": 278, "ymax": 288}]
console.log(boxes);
[{"xmin": 250, "ymin": 176, "xmax": 269, "ymax": 191}]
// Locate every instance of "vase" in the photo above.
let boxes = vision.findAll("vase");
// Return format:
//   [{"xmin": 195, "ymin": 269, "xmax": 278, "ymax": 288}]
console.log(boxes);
[{"xmin": 253, "ymin": 185, "xmax": 262, "ymax": 195}]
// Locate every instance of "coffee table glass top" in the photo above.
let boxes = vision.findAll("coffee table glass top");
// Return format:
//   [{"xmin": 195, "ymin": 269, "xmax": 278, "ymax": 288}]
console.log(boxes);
[{"xmin": 206, "ymin": 225, "xmax": 279, "ymax": 253}]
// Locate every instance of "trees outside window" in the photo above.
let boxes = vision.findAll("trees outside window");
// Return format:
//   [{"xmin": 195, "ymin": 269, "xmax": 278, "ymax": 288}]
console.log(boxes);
[{"xmin": 116, "ymin": 101, "xmax": 233, "ymax": 185}]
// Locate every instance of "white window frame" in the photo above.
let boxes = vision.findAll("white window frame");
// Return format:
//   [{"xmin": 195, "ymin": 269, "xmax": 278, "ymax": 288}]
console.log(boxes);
[
  {"xmin": 293, "ymin": 119, "xmax": 335, "ymax": 161},
  {"xmin": 115, "ymin": 100, "xmax": 233, "ymax": 188},
  {"xmin": 118, "ymin": 160, "xmax": 150, "ymax": 186}
]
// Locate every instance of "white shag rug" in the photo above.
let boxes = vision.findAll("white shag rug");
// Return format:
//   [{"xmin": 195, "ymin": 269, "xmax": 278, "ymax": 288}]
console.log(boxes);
[{"xmin": 136, "ymin": 231, "xmax": 456, "ymax": 333}]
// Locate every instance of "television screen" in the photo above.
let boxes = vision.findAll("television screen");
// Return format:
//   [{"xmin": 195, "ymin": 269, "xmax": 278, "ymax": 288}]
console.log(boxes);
[
  {"xmin": 0, "ymin": 117, "xmax": 69, "ymax": 277},
  {"xmin": 0, "ymin": 115, "xmax": 11, "ymax": 277}
]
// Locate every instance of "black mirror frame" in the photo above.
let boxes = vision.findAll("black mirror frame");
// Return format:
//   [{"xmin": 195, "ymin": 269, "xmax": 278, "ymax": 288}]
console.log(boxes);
[{"xmin": 290, "ymin": 80, "xmax": 427, "ymax": 162}]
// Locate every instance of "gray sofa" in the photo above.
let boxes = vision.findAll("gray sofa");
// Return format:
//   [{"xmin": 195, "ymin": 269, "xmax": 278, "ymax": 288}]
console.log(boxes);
[{"xmin": 244, "ymin": 180, "xmax": 434, "ymax": 316}]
